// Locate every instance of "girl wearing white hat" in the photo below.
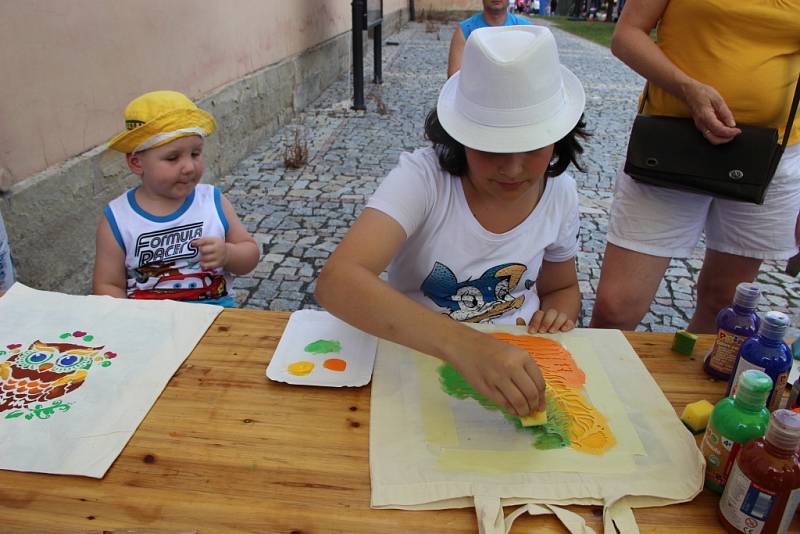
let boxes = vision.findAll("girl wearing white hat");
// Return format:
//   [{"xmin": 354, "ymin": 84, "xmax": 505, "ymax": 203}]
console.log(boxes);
[{"xmin": 316, "ymin": 26, "xmax": 587, "ymax": 418}]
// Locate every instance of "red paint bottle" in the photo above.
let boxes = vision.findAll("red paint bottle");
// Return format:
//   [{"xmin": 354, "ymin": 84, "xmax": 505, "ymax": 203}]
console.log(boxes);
[{"xmin": 718, "ymin": 409, "xmax": 800, "ymax": 533}]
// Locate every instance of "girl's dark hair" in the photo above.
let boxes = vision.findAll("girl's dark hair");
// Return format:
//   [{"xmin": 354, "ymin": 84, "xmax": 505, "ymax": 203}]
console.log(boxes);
[{"xmin": 423, "ymin": 109, "xmax": 590, "ymax": 178}]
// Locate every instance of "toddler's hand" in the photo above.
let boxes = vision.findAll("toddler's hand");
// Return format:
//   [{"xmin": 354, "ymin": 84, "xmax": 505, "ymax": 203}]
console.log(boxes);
[
  {"xmin": 192, "ymin": 237, "xmax": 228, "ymax": 270},
  {"xmin": 452, "ymin": 334, "xmax": 545, "ymax": 417},
  {"xmin": 528, "ymin": 309, "xmax": 575, "ymax": 333}
]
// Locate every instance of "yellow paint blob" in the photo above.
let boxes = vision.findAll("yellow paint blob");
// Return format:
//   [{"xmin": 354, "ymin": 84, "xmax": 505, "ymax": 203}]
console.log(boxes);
[{"xmin": 288, "ymin": 360, "xmax": 315, "ymax": 376}]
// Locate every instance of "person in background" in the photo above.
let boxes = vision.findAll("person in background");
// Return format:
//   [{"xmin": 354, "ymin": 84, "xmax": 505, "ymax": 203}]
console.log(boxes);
[
  {"xmin": 539, "ymin": 0, "xmax": 551, "ymax": 17},
  {"xmin": 0, "ymin": 210, "xmax": 14, "ymax": 291},
  {"xmin": 447, "ymin": 0, "xmax": 532, "ymax": 78},
  {"xmin": 591, "ymin": 0, "xmax": 800, "ymax": 333}
]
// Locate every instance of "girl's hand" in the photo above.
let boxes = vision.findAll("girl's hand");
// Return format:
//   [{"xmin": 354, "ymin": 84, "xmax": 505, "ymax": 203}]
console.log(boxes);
[
  {"xmin": 681, "ymin": 80, "xmax": 741, "ymax": 145},
  {"xmin": 528, "ymin": 309, "xmax": 575, "ymax": 333},
  {"xmin": 450, "ymin": 333, "xmax": 546, "ymax": 417},
  {"xmin": 192, "ymin": 237, "xmax": 229, "ymax": 270}
]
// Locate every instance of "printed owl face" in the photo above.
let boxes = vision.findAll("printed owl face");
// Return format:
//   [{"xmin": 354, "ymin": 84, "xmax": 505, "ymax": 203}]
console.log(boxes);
[
  {"xmin": 0, "ymin": 333, "xmax": 118, "ymax": 417},
  {"xmin": 12, "ymin": 341, "xmax": 103, "ymax": 374}
]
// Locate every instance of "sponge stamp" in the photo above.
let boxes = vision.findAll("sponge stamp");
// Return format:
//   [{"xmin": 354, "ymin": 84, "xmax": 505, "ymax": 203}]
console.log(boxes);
[
  {"xmin": 681, "ymin": 399, "xmax": 714, "ymax": 433},
  {"xmin": 519, "ymin": 409, "xmax": 548, "ymax": 427}
]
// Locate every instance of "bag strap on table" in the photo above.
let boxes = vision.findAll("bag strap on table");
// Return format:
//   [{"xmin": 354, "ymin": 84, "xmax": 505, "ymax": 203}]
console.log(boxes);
[{"xmin": 474, "ymin": 495, "xmax": 606, "ymax": 534}]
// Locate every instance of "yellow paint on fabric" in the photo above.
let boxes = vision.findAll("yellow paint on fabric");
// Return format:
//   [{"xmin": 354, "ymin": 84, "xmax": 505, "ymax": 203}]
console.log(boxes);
[
  {"xmin": 437, "ymin": 447, "xmax": 636, "ymax": 475},
  {"xmin": 563, "ymin": 337, "xmax": 646, "ymax": 456},
  {"xmin": 417, "ymin": 352, "xmax": 459, "ymax": 447}
]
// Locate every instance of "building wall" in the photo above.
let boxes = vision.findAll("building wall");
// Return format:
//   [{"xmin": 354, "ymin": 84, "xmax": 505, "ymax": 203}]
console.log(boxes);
[
  {"xmin": 415, "ymin": 0, "xmax": 481, "ymax": 12},
  {"xmin": 0, "ymin": 1, "xmax": 357, "ymax": 188},
  {"xmin": 1, "ymin": 0, "xmax": 409, "ymax": 293}
]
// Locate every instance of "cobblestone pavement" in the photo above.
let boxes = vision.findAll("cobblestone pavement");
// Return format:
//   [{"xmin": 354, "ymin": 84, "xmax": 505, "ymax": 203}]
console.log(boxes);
[{"xmin": 219, "ymin": 20, "xmax": 800, "ymax": 333}]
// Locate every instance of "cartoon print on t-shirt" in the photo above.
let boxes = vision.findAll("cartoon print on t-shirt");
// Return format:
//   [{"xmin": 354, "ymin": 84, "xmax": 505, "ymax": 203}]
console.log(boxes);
[
  {"xmin": 128, "ymin": 261, "xmax": 227, "ymax": 301},
  {"xmin": 421, "ymin": 262, "xmax": 527, "ymax": 322}
]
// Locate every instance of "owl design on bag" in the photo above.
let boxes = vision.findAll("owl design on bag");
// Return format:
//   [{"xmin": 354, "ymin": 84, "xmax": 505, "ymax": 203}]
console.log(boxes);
[{"xmin": 0, "ymin": 333, "xmax": 117, "ymax": 416}]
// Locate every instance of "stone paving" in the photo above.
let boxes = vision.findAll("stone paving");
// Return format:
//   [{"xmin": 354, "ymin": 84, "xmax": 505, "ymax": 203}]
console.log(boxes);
[{"xmin": 219, "ymin": 19, "xmax": 800, "ymax": 333}]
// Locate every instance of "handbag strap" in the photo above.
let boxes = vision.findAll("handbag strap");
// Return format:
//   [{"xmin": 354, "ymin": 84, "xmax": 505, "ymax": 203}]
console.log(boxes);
[
  {"xmin": 781, "ymin": 73, "xmax": 800, "ymax": 150},
  {"xmin": 638, "ymin": 74, "xmax": 800, "ymax": 147}
]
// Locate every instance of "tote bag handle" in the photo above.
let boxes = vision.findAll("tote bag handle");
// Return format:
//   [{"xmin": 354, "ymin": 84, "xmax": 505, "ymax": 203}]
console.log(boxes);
[{"xmin": 475, "ymin": 495, "xmax": 639, "ymax": 534}]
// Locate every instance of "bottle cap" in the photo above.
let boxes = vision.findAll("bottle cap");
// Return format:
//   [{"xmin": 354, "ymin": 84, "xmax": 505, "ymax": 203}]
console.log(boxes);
[
  {"xmin": 734, "ymin": 369, "xmax": 773, "ymax": 410},
  {"xmin": 758, "ymin": 311, "xmax": 790, "ymax": 341},
  {"xmin": 732, "ymin": 283, "xmax": 760, "ymax": 309},
  {"xmin": 765, "ymin": 409, "xmax": 800, "ymax": 452}
]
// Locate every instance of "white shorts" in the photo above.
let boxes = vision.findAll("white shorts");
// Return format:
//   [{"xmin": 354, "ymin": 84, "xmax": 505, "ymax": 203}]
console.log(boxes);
[{"xmin": 608, "ymin": 144, "xmax": 800, "ymax": 260}]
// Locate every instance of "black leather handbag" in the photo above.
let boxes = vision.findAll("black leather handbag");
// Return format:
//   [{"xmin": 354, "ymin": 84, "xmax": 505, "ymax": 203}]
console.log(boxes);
[{"xmin": 624, "ymin": 76, "xmax": 800, "ymax": 204}]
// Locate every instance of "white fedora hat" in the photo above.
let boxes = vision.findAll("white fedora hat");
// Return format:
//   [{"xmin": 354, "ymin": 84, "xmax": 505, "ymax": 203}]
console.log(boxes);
[{"xmin": 437, "ymin": 25, "xmax": 585, "ymax": 153}]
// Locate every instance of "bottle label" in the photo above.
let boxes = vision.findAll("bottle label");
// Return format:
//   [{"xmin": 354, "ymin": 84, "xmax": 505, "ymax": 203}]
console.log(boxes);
[
  {"xmin": 730, "ymin": 360, "xmax": 787, "ymax": 412},
  {"xmin": 720, "ymin": 462, "xmax": 774, "ymax": 534},
  {"xmin": 708, "ymin": 329, "xmax": 748, "ymax": 375},
  {"xmin": 701, "ymin": 422, "xmax": 741, "ymax": 489},
  {"xmin": 730, "ymin": 358, "xmax": 766, "ymax": 398},
  {"xmin": 768, "ymin": 372, "xmax": 789, "ymax": 412}
]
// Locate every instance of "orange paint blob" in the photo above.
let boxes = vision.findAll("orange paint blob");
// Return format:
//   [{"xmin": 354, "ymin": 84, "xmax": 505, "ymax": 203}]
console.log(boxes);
[{"xmin": 323, "ymin": 358, "xmax": 347, "ymax": 372}]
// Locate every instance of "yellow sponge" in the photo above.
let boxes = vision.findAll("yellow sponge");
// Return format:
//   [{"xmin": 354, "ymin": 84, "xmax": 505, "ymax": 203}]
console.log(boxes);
[
  {"xmin": 681, "ymin": 400, "xmax": 714, "ymax": 433},
  {"xmin": 520, "ymin": 409, "xmax": 548, "ymax": 427}
]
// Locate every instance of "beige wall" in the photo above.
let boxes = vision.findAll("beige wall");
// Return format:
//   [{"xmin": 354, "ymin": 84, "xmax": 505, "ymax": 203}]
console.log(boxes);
[
  {"xmin": 0, "ymin": 0, "xmax": 406, "ymax": 190},
  {"xmin": 415, "ymin": 0, "xmax": 481, "ymax": 10}
]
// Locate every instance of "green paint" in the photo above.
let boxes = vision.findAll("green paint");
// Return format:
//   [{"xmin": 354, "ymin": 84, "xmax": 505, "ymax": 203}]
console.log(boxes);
[
  {"xmin": 437, "ymin": 364, "xmax": 571, "ymax": 450},
  {"xmin": 83, "ymin": 335, "xmax": 94, "ymax": 342},
  {"xmin": 304, "ymin": 339, "xmax": 342, "ymax": 354},
  {"xmin": 101, "ymin": 361, "xmax": 112, "ymax": 367},
  {"xmin": 4, "ymin": 400, "xmax": 72, "ymax": 421},
  {"xmin": 59, "ymin": 333, "xmax": 70, "ymax": 339}
]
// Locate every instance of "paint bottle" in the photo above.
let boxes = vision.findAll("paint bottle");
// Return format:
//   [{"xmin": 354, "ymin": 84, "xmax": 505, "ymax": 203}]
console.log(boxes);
[
  {"xmin": 786, "ymin": 378, "xmax": 800, "ymax": 412},
  {"xmin": 727, "ymin": 311, "xmax": 792, "ymax": 412},
  {"xmin": 718, "ymin": 409, "xmax": 800, "ymax": 534},
  {"xmin": 700, "ymin": 369, "xmax": 772, "ymax": 494},
  {"xmin": 704, "ymin": 283, "xmax": 761, "ymax": 381}
]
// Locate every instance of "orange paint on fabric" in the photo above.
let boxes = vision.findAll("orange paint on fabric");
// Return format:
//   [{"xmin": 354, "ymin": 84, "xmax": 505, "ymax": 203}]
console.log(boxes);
[
  {"xmin": 490, "ymin": 333, "xmax": 586, "ymax": 387},
  {"xmin": 489, "ymin": 333, "xmax": 616, "ymax": 455}
]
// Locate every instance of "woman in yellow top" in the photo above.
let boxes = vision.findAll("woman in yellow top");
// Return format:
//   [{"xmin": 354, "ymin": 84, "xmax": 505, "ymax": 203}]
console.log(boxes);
[{"xmin": 591, "ymin": 0, "xmax": 800, "ymax": 333}]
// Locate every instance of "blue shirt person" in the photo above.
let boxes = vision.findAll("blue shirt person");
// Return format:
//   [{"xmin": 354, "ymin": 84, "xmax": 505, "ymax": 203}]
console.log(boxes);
[{"xmin": 447, "ymin": 0, "xmax": 532, "ymax": 77}]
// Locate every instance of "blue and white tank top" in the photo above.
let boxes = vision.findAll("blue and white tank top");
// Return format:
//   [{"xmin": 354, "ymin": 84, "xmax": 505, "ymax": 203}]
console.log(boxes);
[
  {"xmin": 104, "ymin": 183, "xmax": 234, "ymax": 306},
  {"xmin": 460, "ymin": 12, "xmax": 532, "ymax": 40}
]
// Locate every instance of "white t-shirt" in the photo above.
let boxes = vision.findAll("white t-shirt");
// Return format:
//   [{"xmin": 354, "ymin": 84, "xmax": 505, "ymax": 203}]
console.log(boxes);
[{"xmin": 366, "ymin": 147, "xmax": 580, "ymax": 325}]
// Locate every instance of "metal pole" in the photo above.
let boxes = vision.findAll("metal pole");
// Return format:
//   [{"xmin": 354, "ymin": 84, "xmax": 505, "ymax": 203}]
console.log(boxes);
[
  {"xmin": 373, "ymin": 23, "xmax": 383, "ymax": 84},
  {"xmin": 352, "ymin": 0, "xmax": 366, "ymax": 110}
]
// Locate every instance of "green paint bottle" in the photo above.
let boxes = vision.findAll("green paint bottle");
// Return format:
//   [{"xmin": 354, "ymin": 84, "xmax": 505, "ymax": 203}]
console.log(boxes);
[{"xmin": 700, "ymin": 369, "xmax": 772, "ymax": 494}]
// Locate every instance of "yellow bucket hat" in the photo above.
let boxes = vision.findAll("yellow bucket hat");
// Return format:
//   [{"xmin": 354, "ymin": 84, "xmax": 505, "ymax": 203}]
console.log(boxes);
[{"xmin": 107, "ymin": 90, "xmax": 216, "ymax": 153}]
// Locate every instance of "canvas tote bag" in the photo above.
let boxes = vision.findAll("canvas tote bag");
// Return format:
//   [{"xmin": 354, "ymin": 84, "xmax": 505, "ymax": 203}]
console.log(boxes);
[
  {"xmin": 0, "ymin": 284, "xmax": 221, "ymax": 477},
  {"xmin": 370, "ymin": 325, "xmax": 704, "ymax": 533}
]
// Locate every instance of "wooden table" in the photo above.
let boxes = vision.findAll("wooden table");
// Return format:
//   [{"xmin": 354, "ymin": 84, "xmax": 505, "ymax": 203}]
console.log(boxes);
[{"xmin": 0, "ymin": 309, "xmax": 794, "ymax": 533}]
